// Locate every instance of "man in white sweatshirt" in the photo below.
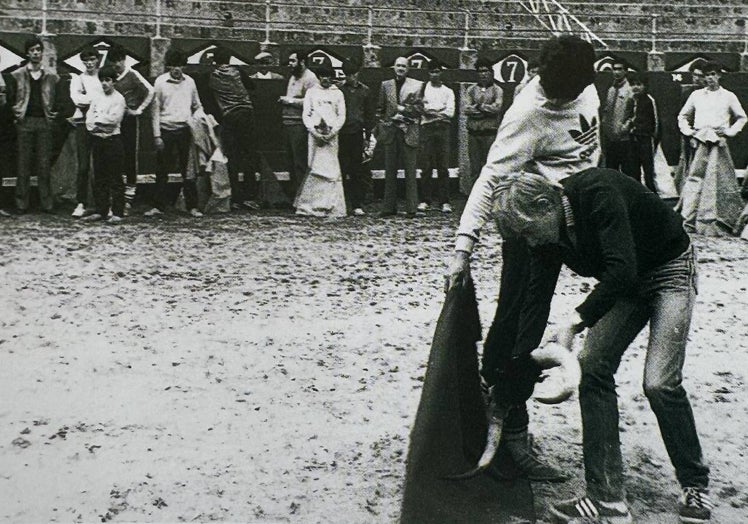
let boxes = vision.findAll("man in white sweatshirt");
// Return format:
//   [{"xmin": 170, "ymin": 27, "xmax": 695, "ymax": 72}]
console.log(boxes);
[
  {"xmin": 69, "ymin": 46, "xmax": 104, "ymax": 217},
  {"xmin": 418, "ymin": 61, "xmax": 455, "ymax": 213},
  {"xmin": 445, "ymin": 35, "xmax": 601, "ymax": 483},
  {"xmin": 147, "ymin": 48, "xmax": 203, "ymax": 218}
]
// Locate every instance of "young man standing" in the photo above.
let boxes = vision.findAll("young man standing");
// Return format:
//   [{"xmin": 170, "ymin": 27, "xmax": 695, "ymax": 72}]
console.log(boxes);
[
  {"xmin": 677, "ymin": 61, "xmax": 746, "ymax": 235},
  {"xmin": 250, "ymin": 51, "xmax": 284, "ymax": 80},
  {"xmin": 69, "ymin": 46, "xmax": 104, "ymax": 217},
  {"xmin": 148, "ymin": 48, "xmax": 204, "ymax": 218},
  {"xmin": 278, "ymin": 50, "xmax": 319, "ymax": 203},
  {"xmin": 377, "ymin": 56, "xmax": 423, "ymax": 217},
  {"xmin": 601, "ymin": 59, "xmax": 635, "ymax": 177},
  {"xmin": 463, "ymin": 58, "xmax": 503, "ymax": 192},
  {"xmin": 11, "ymin": 36, "xmax": 59, "ymax": 214},
  {"xmin": 418, "ymin": 62, "xmax": 455, "ymax": 213},
  {"xmin": 626, "ymin": 72, "xmax": 660, "ymax": 193},
  {"xmin": 109, "ymin": 45, "xmax": 154, "ymax": 215},
  {"xmin": 338, "ymin": 57, "xmax": 374, "ymax": 216},
  {"xmin": 489, "ymin": 170, "xmax": 711, "ymax": 524},
  {"xmin": 209, "ymin": 46, "xmax": 260, "ymax": 211},
  {"xmin": 446, "ymin": 35, "xmax": 601, "ymax": 482},
  {"xmin": 82, "ymin": 65, "xmax": 127, "ymax": 224}
]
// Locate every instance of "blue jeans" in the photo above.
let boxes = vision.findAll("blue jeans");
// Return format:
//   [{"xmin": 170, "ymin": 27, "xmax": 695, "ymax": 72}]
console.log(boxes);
[{"xmin": 579, "ymin": 245, "xmax": 709, "ymax": 501}]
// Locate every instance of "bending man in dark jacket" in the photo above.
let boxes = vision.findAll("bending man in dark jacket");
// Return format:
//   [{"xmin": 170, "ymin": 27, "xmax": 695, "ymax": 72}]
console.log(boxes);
[{"xmin": 493, "ymin": 168, "xmax": 711, "ymax": 524}]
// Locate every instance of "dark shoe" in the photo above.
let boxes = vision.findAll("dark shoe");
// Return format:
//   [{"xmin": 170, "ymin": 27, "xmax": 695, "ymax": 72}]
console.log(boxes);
[
  {"xmin": 379, "ymin": 210, "xmax": 397, "ymax": 218},
  {"xmin": 499, "ymin": 428, "xmax": 568, "ymax": 482},
  {"xmin": 679, "ymin": 487, "xmax": 713, "ymax": 523},
  {"xmin": 551, "ymin": 496, "xmax": 632, "ymax": 523}
]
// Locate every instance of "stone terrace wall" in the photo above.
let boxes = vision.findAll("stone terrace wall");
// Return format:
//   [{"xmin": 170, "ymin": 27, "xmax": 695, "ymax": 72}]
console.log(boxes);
[{"xmin": 1, "ymin": 0, "xmax": 745, "ymax": 53}]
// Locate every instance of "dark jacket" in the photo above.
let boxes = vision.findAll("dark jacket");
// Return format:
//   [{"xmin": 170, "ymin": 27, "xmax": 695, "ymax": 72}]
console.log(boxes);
[
  {"xmin": 0, "ymin": 73, "xmax": 17, "ymax": 142},
  {"xmin": 11, "ymin": 66, "xmax": 59, "ymax": 121},
  {"xmin": 517, "ymin": 168, "xmax": 690, "ymax": 352},
  {"xmin": 629, "ymin": 92, "xmax": 659, "ymax": 139}
]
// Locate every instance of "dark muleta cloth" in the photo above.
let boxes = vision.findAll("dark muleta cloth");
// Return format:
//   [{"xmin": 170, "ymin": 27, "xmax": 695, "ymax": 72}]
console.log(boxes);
[{"xmin": 399, "ymin": 278, "xmax": 534, "ymax": 524}]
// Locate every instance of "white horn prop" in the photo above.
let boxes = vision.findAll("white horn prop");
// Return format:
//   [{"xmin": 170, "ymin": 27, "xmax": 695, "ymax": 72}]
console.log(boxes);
[{"xmin": 531, "ymin": 342, "xmax": 581, "ymax": 405}]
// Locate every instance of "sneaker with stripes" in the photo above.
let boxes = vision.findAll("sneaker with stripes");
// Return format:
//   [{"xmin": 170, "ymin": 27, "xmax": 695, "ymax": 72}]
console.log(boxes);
[
  {"xmin": 679, "ymin": 487, "xmax": 713, "ymax": 523},
  {"xmin": 551, "ymin": 496, "xmax": 632, "ymax": 523}
]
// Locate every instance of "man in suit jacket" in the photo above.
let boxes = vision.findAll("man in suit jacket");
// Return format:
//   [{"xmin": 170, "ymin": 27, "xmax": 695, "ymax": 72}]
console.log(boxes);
[{"xmin": 377, "ymin": 56, "xmax": 423, "ymax": 217}]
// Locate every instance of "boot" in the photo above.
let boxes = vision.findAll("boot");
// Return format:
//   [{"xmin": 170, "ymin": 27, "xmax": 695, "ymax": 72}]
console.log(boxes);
[{"xmin": 492, "ymin": 428, "xmax": 568, "ymax": 482}]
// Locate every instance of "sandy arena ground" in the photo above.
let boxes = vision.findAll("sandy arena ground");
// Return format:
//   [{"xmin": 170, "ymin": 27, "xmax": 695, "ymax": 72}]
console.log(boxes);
[{"xmin": 1, "ymin": 209, "xmax": 747, "ymax": 523}]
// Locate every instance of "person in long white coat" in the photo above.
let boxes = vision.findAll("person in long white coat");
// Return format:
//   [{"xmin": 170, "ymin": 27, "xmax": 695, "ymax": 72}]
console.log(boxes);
[{"xmin": 295, "ymin": 63, "xmax": 347, "ymax": 218}]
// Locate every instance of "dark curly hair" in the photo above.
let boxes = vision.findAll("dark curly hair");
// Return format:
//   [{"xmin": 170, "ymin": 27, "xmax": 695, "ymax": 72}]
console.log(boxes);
[{"xmin": 538, "ymin": 35, "xmax": 596, "ymax": 101}]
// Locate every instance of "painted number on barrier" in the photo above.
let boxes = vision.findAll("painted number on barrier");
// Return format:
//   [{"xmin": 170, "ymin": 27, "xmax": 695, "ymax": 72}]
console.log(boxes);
[{"xmin": 492, "ymin": 54, "xmax": 527, "ymax": 84}]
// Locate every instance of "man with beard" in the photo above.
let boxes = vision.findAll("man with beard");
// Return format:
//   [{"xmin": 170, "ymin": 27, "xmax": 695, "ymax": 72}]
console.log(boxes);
[
  {"xmin": 376, "ymin": 56, "xmax": 423, "ymax": 217},
  {"xmin": 278, "ymin": 50, "xmax": 319, "ymax": 203},
  {"xmin": 209, "ymin": 46, "xmax": 261, "ymax": 211}
]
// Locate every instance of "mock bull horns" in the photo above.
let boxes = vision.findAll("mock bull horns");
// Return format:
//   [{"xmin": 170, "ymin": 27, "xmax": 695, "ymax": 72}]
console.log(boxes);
[
  {"xmin": 444, "ymin": 403, "xmax": 508, "ymax": 481},
  {"xmin": 531, "ymin": 342, "xmax": 581, "ymax": 405}
]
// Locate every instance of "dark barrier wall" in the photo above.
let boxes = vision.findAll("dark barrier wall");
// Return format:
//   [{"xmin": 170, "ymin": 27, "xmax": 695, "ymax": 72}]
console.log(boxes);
[{"xmin": 2, "ymin": 67, "xmax": 747, "ymax": 178}]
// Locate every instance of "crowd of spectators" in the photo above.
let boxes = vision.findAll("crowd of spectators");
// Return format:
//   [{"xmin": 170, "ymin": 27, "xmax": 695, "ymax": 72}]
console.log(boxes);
[{"xmin": 0, "ymin": 34, "xmax": 746, "ymax": 236}]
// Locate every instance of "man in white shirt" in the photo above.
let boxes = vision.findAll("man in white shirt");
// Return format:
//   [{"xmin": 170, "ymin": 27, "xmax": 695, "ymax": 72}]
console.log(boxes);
[
  {"xmin": 147, "ymin": 48, "xmax": 204, "ymax": 218},
  {"xmin": 417, "ymin": 62, "xmax": 455, "ymax": 213},
  {"xmin": 69, "ymin": 46, "xmax": 104, "ymax": 217},
  {"xmin": 445, "ymin": 35, "xmax": 601, "ymax": 483},
  {"xmin": 677, "ymin": 60, "xmax": 747, "ymax": 235}
]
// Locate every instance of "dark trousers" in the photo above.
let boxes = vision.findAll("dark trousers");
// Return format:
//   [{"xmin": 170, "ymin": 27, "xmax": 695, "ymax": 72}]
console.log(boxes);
[
  {"xmin": 631, "ymin": 134, "xmax": 658, "ymax": 194},
  {"xmin": 223, "ymin": 107, "xmax": 259, "ymax": 204},
  {"xmin": 604, "ymin": 139, "xmax": 637, "ymax": 178},
  {"xmin": 15, "ymin": 116, "xmax": 53, "ymax": 211},
  {"xmin": 155, "ymin": 127, "xmax": 197, "ymax": 211},
  {"xmin": 338, "ymin": 130, "xmax": 368, "ymax": 210},
  {"xmin": 120, "ymin": 114, "xmax": 139, "ymax": 186},
  {"xmin": 91, "ymin": 134, "xmax": 125, "ymax": 217},
  {"xmin": 284, "ymin": 122, "xmax": 308, "ymax": 201},
  {"xmin": 418, "ymin": 121, "xmax": 451, "ymax": 205},
  {"xmin": 382, "ymin": 129, "xmax": 418, "ymax": 214},
  {"xmin": 468, "ymin": 131, "xmax": 496, "ymax": 190},
  {"xmin": 481, "ymin": 237, "xmax": 534, "ymax": 432},
  {"xmin": 74, "ymin": 123, "xmax": 92, "ymax": 205}
]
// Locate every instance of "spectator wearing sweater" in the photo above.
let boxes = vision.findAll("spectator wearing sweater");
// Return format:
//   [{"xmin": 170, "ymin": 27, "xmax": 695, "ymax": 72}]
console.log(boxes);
[
  {"xmin": 278, "ymin": 50, "xmax": 319, "ymax": 203},
  {"xmin": 463, "ymin": 58, "xmax": 504, "ymax": 192},
  {"xmin": 109, "ymin": 45, "xmax": 154, "ymax": 214},
  {"xmin": 11, "ymin": 36, "xmax": 60, "ymax": 214},
  {"xmin": 69, "ymin": 46, "xmax": 104, "ymax": 217},
  {"xmin": 446, "ymin": 35, "xmax": 601, "ymax": 483},
  {"xmin": 82, "ymin": 65, "xmax": 127, "ymax": 224},
  {"xmin": 625, "ymin": 72, "xmax": 660, "ymax": 194},
  {"xmin": 418, "ymin": 62, "xmax": 456, "ymax": 213},
  {"xmin": 209, "ymin": 46, "xmax": 260, "ymax": 210},
  {"xmin": 147, "ymin": 48, "xmax": 203, "ymax": 218}
]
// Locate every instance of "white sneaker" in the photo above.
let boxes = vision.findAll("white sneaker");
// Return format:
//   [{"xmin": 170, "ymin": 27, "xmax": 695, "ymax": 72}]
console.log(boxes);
[
  {"xmin": 189, "ymin": 208, "xmax": 204, "ymax": 218},
  {"xmin": 442, "ymin": 203, "xmax": 453, "ymax": 213},
  {"xmin": 107, "ymin": 215, "xmax": 124, "ymax": 224},
  {"xmin": 353, "ymin": 208, "xmax": 365, "ymax": 216},
  {"xmin": 417, "ymin": 202, "xmax": 430, "ymax": 212},
  {"xmin": 144, "ymin": 207, "xmax": 163, "ymax": 217},
  {"xmin": 71, "ymin": 203, "xmax": 85, "ymax": 218},
  {"xmin": 123, "ymin": 202, "xmax": 131, "ymax": 217},
  {"xmin": 107, "ymin": 209, "xmax": 114, "ymax": 218}
]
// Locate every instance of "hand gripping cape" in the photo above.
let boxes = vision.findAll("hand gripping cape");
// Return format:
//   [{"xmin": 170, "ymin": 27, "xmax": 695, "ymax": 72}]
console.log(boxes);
[{"xmin": 399, "ymin": 278, "xmax": 535, "ymax": 523}]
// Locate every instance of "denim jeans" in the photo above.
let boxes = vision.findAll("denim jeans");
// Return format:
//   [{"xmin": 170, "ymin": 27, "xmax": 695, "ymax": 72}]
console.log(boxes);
[
  {"xmin": 15, "ymin": 116, "xmax": 53, "ymax": 211},
  {"xmin": 155, "ymin": 127, "xmax": 197, "ymax": 211},
  {"xmin": 382, "ymin": 128, "xmax": 418, "ymax": 215},
  {"xmin": 578, "ymin": 245, "xmax": 709, "ymax": 502},
  {"xmin": 91, "ymin": 134, "xmax": 125, "ymax": 217}
]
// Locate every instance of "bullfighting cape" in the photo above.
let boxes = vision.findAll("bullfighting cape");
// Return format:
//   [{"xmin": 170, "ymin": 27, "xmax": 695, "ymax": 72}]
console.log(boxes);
[{"xmin": 399, "ymin": 278, "xmax": 534, "ymax": 523}]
